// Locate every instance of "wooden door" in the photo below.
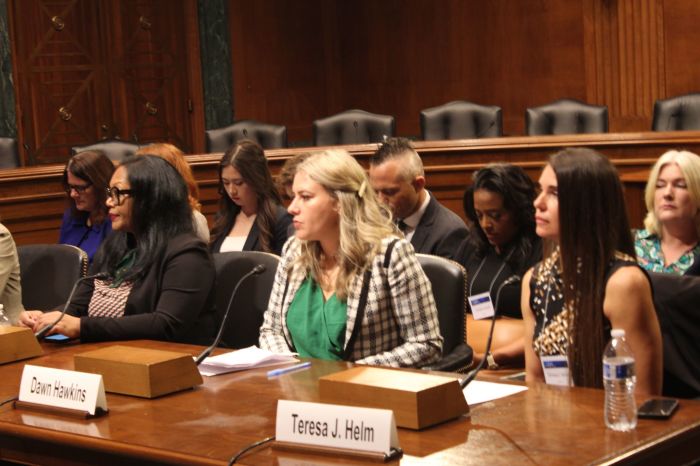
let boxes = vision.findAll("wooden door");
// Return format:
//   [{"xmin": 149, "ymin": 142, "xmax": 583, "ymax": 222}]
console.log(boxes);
[{"xmin": 8, "ymin": 0, "xmax": 204, "ymax": 165}]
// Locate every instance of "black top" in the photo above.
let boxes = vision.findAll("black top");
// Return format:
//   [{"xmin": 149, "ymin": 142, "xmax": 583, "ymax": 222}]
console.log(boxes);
[
  {"xmin": 69, "ymin": 233, "xmax": 217, "ymax": 345},
  {"xmin": 210, "ymin": 204, "xmax": 291, "ymax": 255},
  {"xmin": 456, "ymin": 238, "xmax": 541, "ymax": 319}
]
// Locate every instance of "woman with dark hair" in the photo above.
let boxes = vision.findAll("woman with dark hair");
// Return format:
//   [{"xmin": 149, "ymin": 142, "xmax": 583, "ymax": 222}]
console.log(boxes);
[
  {"xmin": 59, "ymin": 150, "xmax": 115, "ymax": 262},
  {"xmin": 456, "ymin": 164, "xmax": 542, "ymax": 369},
  {"xmin": 210, "ymin": 140, "xmax": 291, "ymax": 254},
  {"xmin": 20, "ymin": 155, "xmax": 216, "ymax": 344},
  {"xmin": 522, "ymin": 148, "xmax": 662, "ymax": 394}
]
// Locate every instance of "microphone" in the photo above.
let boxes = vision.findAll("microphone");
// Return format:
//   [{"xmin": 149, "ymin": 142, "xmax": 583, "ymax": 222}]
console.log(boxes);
[
  {"xmin": 195, "ymin": 264, "xmax": 266, "ymax": 365},
  {"xmin": 35, "ymin": 272, "xmax": 110, "ymax": 338},
  {"xmin": 460, "ymin": 275, "xmax": 521, "ymax": 389}
]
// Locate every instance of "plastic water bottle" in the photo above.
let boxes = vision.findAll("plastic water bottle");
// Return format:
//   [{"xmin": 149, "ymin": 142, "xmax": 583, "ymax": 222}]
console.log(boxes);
[{"xmin": 603, "ymin": 328, "xmax": 637, "ymax": 431}]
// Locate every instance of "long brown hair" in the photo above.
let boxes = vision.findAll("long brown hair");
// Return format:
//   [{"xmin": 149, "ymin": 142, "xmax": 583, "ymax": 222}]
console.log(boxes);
[
  {"xmin": 210, "ymin": 140, "xmax": 282, "ymax": 252},
  {"xmin": 63, "ymin": 150, "xmax": 114, "ymax": 222},
  {"xmin": 550, "ymin": 148, "xmax": 635, "ymax": 388}
]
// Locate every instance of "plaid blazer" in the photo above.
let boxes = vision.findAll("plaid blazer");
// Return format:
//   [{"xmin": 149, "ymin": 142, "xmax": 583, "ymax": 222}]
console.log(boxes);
[{"xmin": 259, "ymin": 236, "xmax": 443, "ymax": 367}]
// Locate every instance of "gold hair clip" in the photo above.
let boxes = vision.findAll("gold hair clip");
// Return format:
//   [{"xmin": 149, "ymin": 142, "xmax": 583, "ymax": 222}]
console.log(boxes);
[{"xmin": 357, "ymin": 180, "xmax": 367, "ymax": 198}]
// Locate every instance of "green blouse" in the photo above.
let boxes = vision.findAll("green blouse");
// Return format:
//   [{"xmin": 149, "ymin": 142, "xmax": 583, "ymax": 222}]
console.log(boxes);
[{"xmin": 286, "ymin": 277, "xmax": 347, "ymax": 360}]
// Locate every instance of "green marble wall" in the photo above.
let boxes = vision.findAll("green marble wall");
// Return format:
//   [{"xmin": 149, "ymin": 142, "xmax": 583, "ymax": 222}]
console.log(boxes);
[
  {"xmin": 0, "ymin": 0, "xmax": 16, "ymax": 138},
  {"xmin": 198, "ymin": 0, "xmax": 234, "ymax": 130}
]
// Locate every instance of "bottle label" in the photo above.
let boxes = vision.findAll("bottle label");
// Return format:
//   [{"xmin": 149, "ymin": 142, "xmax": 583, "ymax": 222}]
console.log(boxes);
[{"xmin": 603, "ymin": 360, "xmax": 634, "ymax": 380}]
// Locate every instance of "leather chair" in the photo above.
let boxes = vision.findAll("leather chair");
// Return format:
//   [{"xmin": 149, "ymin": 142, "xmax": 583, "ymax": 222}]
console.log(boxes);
[
  {"xmin": 205, "ymin": 120, "xmax": 288, "ymax": 152},
  {"xmin": 0, "ymin": 137, "xmax": 20, "ymax": 169},
  {"xmin": 212, "ymin": 251, "xmax": 280, "ymax": 349},
  {"xmin": 72, "ymin": 139, "xmax": 140, "ymax": 163},
  {"xmin": 652, "ymin": 93, "xmax": 700, "ymax": 131},
  {"xmin": 416, "ymin": 254, "xmax": 473, "ymax": 372},
  {"xmin": 526, "ymin": 98, "xmax": 608, "ymax": 135},
  {"xmin": 420, "ymin": 101, "xmax": 503, "ymax": 140},
  {"xmin": 312, "ymin": 109, "xmax": 395, "ymax": 146},
  {"xmin": 17, "ymin": 244, "xmax": 88, "ymax": 311},
  {"xmin": 648, "ymin": 272, "xmax": 700, "ymax": 398}
]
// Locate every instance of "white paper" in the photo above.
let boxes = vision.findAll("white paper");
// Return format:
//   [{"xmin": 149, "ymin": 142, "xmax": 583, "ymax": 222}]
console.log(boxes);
[
  {"xmin": 276, "ymin": 400, "xmax": 399, "ymax": 456},
  {"xmin": 198, "ymin": 346, "xmax": 298, "ymax": 376},
  {"xmin": 462, "ymin": 380, "xmax": 528, "ymax": 405}
]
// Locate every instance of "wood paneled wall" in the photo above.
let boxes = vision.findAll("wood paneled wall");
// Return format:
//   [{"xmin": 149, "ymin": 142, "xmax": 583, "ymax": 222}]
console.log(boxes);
[{"xmin": 229, "ymin": 0, "xmax": 700, "ymax": 143}]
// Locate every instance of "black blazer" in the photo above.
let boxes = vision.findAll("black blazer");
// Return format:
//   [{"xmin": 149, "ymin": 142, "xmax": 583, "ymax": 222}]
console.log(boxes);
[
  {"xmin": 69, "ymin": 233, "xmax": 217, "ymax": 345},
  {"xmin": 210, "ymin": 204, "xmax": 291, "ymax": 255},
  {"xmin": 410, "ymin": 194, "xmax": 469, "ymax": 260}
]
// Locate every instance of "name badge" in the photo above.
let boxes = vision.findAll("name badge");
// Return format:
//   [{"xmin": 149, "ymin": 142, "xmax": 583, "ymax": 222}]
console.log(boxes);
[
  {"xmin": 468, "ymin": 291, "xmax": 495, "ymax": 320},
  {"xmin": 276, "ymin": 400, "xmax": 400, "ymax": 457},
  {"xmin": 19, "ymin": 365, "xmax": 108, "ymax": 416},
  {"xmin": 540, "ymin": 355, "xmax": 571, "ymax": 387}
]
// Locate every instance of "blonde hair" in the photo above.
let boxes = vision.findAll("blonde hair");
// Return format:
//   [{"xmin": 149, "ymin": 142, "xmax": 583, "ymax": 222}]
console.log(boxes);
[
  {"xmin": 643, "ymin": 150, "xmax": 700, "ymax": 237},
  {"xmin": 294, "ymin": 150, "xmax": 395, "ymax": 300},
  {"xmin": 135, "ymin": 143, "xmax": 202, "ymax": 211}
]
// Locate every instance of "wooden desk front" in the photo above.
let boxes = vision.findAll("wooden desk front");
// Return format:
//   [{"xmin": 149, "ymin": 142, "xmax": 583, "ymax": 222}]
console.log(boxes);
[
  {"xmin": 3, "ymin": 131, "xmax": 699, "ymax": 245},
  {"xmin": 0, "ymin": 340, "xmax": 699, "ymax": 465}
]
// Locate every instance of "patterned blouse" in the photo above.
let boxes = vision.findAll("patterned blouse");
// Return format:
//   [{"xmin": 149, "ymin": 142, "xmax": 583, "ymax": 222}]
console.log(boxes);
[
  {"xmin": 634, "ymin": 229, "xmax": 700, "ymax": 275},
  {"xmin": 530, "ymin": 249, "xmax": 637, "ymax": 357}
]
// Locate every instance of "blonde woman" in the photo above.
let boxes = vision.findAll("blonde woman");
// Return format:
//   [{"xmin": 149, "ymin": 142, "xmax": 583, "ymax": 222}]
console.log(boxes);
[
  {"xmin": 259, "ymin": 150, "xmax": 442, "ymax": 367},
  {"xmin": 635, "ymin": 150, "xmax": 700, "ymax": 274}
]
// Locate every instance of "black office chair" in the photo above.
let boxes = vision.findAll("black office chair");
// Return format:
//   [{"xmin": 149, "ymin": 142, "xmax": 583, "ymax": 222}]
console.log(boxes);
[
  {"xmin": 72, "ymin": 139, "xmax": 140, "ymax": 164},
  {"xmin": 416, "ymin": 254, "xmax": 473, "ymax": 372},
  {"xmin": 526, "ymin": 98, "xmax": 608, "ymax": 135},
  {"xmin": 17, "ymin": 244, "xmax": 88, "ymax": 311},
  {"xmin": 312, "ymin": 109, "xmax": 395, "ymax": 146},
  {"xmin": 420, "ymin": 100, "xmax": 503, "ymax": 140},
  {"xmin": 212, "ymin": 251, "xmax": 280, "ymax": 349},
  {"xmin": 652, "ymin": 93, "xmax": 700, "ymax": 131},
  {"xmin": 0, "ymin": 137, "xmax": 20, "ymax": 169},
  {"xmin": 205, "ymin": 120, "xmax": 288, "ymax": 152},
  {"xmin": 648, "ymin": 272, "xmax": 700, "ymax": 398}
]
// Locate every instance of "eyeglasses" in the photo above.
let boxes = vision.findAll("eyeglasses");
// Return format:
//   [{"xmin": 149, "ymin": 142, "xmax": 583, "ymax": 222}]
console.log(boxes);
[
  {"xmin": 105, "ymin": 186, "xmax": 134, "ymax": 206},
  {"xmin": 65, "ymin": 183, "xmax": 92, "ymax": 194}
]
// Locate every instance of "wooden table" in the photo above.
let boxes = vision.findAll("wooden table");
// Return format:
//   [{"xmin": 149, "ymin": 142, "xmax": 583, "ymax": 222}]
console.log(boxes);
[{"xmin": 0, "ymin": 340, "xmax": 699, "ymax": 465}]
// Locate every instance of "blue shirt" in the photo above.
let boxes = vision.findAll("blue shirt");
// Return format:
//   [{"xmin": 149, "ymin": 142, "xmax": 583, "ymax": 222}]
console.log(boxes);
[{"xmin": 58, "ymin": 208, "xmax": 112, "ymax": 263}]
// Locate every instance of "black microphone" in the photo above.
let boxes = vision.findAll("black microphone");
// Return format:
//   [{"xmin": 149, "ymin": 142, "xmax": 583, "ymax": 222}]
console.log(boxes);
[
  {"xmin": 35, "ymin": 272, "xmax": 110, "ymax": 338},
  {"xmin": 475, "ymin": 119, "xmax": 496, "ymax": 139},
  {"xmin": 460, "ymin": 275, "xmax": 521, "ymax": 389},
  {"xmin": 195, "ymin": 264, "xmax": 266, "ymax": 365}
]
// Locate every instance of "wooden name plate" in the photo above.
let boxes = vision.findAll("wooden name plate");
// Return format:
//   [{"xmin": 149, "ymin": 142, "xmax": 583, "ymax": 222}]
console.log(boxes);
[
  {"xmin": 0, "ymin": 326, "xmax": 42, "ymax": 364},
  {"xmin": 319, "ymin": 367, "xmax": 468, "ymax": 430},
  {"xmin": 74, "ymin": 345, "xmax": 203, "ymax": 398}
]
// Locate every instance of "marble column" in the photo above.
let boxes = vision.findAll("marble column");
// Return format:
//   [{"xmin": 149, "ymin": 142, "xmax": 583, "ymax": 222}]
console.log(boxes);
[
  {"xmin": 0, "ymin": 0, "xmax": 16, "ymax": 138},
  {"xmin": 198, "ymin": 0, "xmax": 234, "ymax": 131}
]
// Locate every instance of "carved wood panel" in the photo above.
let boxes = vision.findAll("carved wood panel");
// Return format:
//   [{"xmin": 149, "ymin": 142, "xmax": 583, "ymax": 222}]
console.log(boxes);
[{"xmin": 8, "ymin": 0, "xmax": 204, "ymax": 165}]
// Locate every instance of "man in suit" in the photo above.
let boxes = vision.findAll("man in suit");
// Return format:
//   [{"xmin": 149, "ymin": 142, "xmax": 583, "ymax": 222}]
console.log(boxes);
[{"xmin": 369, "ymin": 137, "xmax": 468, "ymax": 260}]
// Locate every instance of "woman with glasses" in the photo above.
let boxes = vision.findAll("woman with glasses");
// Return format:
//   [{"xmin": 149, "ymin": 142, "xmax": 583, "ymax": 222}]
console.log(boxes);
[
  {"xmin": 210, "ymin": 140, "xmax": 291, "ymax": 255},
  {"xmin": 20, "ymin": 155, "xmax": 216, "ymax": 343},
  {"xmin": 59, "ymin": 151, "xmax": 115, "ymax": 262}
]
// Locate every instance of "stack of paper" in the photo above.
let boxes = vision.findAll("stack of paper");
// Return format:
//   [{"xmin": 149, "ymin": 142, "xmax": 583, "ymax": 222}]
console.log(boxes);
[{"xmin": 198, "ymin": 346, "xmax": 298, "ymax": 376}]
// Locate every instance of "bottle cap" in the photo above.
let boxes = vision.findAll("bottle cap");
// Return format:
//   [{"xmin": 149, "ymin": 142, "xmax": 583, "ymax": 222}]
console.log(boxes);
[{"xmin": 611, "ymin": 328, "xmax": 625, "ymax": 338}]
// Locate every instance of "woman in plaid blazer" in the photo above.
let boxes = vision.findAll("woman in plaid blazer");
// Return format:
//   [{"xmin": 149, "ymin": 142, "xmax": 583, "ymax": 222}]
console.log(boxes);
[{"xmin": 259, "ymin": 150, "xmax": 442, "ymax": 368}]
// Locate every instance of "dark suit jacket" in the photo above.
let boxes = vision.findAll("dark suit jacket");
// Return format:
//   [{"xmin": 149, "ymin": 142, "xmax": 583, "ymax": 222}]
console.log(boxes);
[
  {"xmin": 69, "ymin": 234, "xmax": 217, "ymax": 345},
  {"xmin": 411, "ymin": 194, "xmax": 468, "ymax": 260},
  {"xmin": 210, "ymin": 204, "xmax": 291, "ymax": 255}
]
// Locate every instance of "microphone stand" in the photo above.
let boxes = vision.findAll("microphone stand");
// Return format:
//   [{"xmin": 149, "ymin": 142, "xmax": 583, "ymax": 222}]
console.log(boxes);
[
  {"xmin": 35, "ymin": 272, "xmax": 109, "ymax": 338},
  {"xmin": 460, "ymin": 275, "xmax": 521, "ymax": 389},
  {"xmin": 195, "ymin": 264, "xmax": 266, "ymax": 365}
]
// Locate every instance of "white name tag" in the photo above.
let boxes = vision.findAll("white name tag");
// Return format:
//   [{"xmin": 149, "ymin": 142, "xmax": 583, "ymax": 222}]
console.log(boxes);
[
  {"xmin": 19, "ymin": 365, "xmax": 108, "ymax": 415},
  {"xmin": 276, "ymin": 400, "xmax": 399, "ymax": 456},
  {"xmin": 468, "ymin": 291, "xmax": 495, "ymax": 320},
  {"xmin": 541, "ymin": 355, "xmax": 571, "ymax": 387}
]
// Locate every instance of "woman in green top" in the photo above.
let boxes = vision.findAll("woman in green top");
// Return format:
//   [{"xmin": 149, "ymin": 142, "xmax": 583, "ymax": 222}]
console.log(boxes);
[{"xmin": 259, "ymin": 149, "xmax": 443, "ymax": 367}]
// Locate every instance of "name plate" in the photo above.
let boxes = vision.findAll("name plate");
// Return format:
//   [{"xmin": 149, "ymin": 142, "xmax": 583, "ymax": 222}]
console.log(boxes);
[
  {"xmin": 19, "ymin": 365, "xmax": 108, "ymax": 416},
  {"xmin": 276, "ymin": 400, "xmax": 400, "ymax": 457}
]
